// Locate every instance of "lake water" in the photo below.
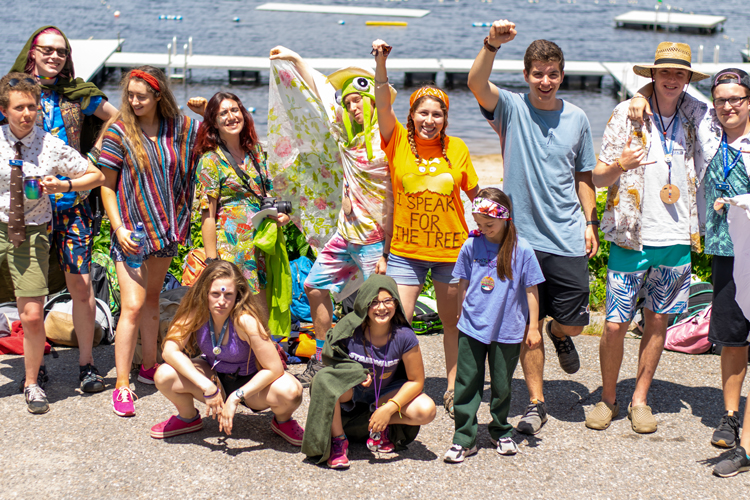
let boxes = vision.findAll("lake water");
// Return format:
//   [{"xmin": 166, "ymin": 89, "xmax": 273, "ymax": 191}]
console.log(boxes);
[{"xmin": 2, "ymin": 0, "xmax": 749, "ymax": 153}]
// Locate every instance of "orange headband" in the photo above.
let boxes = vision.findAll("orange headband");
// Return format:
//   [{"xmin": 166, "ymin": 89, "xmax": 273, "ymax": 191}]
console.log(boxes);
[
  {"xmin": 130, "ymin": 69, "xmax": 160, "ymax": 92},
  {"xmin": 409, "ymin": 87, "xmax": 449, "ymax": 110}
]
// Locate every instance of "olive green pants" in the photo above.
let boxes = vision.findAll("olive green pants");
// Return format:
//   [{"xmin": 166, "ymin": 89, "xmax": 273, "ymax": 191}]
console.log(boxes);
[{"xmin": 452, "ymin": 331, "xmax": 520, "ymax": 448}]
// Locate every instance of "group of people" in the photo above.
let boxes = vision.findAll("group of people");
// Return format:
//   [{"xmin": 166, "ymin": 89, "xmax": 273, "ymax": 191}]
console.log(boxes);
[{"xmin": 0, "ymin": 21, "xmax": 747, "ymax": 478}]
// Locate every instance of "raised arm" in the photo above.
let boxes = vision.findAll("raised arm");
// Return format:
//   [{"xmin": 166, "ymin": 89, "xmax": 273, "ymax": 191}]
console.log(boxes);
[
  {"xmin": 269, "ymin": 46, "xmax": 320, "ymax": 99},
  {"xmin": 468, "ymin": 20, "xmax": 517, "ymax": 113},
  {"xmin": 372, "ymin": 39, "xmax": 397, "ymax": 144}
]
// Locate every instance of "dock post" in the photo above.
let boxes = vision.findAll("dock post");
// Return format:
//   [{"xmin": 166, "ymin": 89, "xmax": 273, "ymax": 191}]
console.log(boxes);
[
  {"xmin": 698, "ymin": 45, "xmax": 703, "ymax": 64},
  {"xmin": 183, "ymin": 44, "xmax": 189, "ymax": 84},
  {"xmin": 666, "ymin": 5, "xmax": 671, "ymax": 32},
  {"xmin": 188, "ymin": 37, "xmax": 193, "ymax": 80},
  {"xmin": 714, "ymin": 45, "xmax": 720, "ymax": 64},
  {"xmin": 654, "ymin": 5, "xmax": 659, "ymax": 32},
  {"xmin": 167, "ymin": 43, "xmax": 172, "ymax": 77}
]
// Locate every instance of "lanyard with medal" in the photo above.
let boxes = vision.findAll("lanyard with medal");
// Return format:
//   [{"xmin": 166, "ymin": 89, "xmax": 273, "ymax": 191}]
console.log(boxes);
[
  {"xmin": 480, "ymin": 237, "xmax": 497, "ymax": 292},
  {"xmin": 470, "ymin": 196, "xmax": 512, "ymax": 292},
  {"xmin": 364, "ymin": 328, "xmax": 391, "ymax": 407},
  {"xmin": 716, "ymin": 132, "xmax": 742, "ymax": 195},
  {"xmin": 651, "ymin": 103, "xmax": 682, "ymax": 205}
]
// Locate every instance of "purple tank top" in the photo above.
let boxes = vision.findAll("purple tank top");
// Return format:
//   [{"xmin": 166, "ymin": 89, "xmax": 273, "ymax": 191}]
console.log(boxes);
[{"xmin": 196, "ymin": 319, "xmax": 257, "ymax": 376}]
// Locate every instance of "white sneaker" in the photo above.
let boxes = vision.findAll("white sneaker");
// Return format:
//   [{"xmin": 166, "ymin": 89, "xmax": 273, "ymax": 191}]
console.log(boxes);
[
  {"xmin": 491, "ymin": 437, "xmax": 518, "ymax": 456},
  {"xmin": 443, "ymin": 444, "xmax": 478, "ymax": 463}
]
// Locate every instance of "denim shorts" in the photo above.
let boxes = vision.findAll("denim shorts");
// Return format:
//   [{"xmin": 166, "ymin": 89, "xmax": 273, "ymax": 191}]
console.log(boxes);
[{"xmin": 386, "ymin": 253, "xmax": 458, "ymax": 286}]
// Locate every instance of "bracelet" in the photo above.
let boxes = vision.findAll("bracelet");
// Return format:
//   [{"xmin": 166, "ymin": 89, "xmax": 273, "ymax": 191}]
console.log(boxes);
[
  {"xmin": 374, "ymin": 77, "xmax": 389, "ymax": 85},
  {"xmin": 615, "ymin": 158, "xmax": 627, "ymax": 172},
  {"xmin": 387, "ymin": 398, "xmax": 402, "ymax": 418},
  {"xmin": 586, "ymin": 220, "xmax": 600, "ymax": 226},
  {"xmin": 631, "ymin": 94, "xmax": 647, "ymax": 100},
  {"xmin": 382, "ymin": 252, "xmax": 389, "ymax": 259},
  {"xmin": 483, "ymin": 36, "xmax": 500, "ymax": 53},
  {"xmin": 67, "ymin": 180, "xmax": 73, "ymax": 193},
  {"xmin": 112, "ymin": 224, "xmax": 124, "ymax": 235},
  {"xmin": 203, "ymin": 386, "xmax": 220, "ymax": 399}
]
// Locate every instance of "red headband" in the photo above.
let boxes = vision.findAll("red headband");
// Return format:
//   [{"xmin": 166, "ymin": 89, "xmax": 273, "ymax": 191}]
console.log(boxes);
[
  {"xmin": 130, "ymin": 69, "xmax": 160, "ymax": 92},
  {"xmin": 409, "ymin": 87, "xmax": 449, "ymax": 110}
]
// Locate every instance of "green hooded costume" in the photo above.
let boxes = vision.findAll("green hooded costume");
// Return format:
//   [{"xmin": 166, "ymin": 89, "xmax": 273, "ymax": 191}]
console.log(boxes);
[
  {"xmin": 338, "ymin": 75, "xmax": 377, "ymax": 161},
  {"xmin": 301, "ymin": 274, "xmax": 420, "ymax": 463}
]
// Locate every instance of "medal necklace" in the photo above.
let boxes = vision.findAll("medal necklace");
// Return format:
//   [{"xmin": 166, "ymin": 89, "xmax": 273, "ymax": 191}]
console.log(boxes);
[
  {"xmin": 650, "ymin": 95, "xmax": 682, "ymax": 205},
  {"xmin": 480, "ymin": 236, "xmax": 496, "ymax": 292},
  {"xmin": 209, "ymin": 316, "xmax": 229, "ymax": 356}
]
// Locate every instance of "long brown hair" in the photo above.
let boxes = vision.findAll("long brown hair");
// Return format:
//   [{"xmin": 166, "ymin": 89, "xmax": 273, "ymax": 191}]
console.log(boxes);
[
  {"xmin": 164, "ymin": 261, "xmax": 269, "ymax": 354},
  {"xmin": 193, "ymin": 92, "xmax": 259, "ymax": 158},
  {"xmin": 406, "ymin": 89, "xmax": 452, "ymax": 168},
  {"xmin": 113, "ymin": 66, "xmax": 180, "ymax": 170},
  {"xmin": 477, "ymin": 187, "xmax": 518, "ymax": 281}
]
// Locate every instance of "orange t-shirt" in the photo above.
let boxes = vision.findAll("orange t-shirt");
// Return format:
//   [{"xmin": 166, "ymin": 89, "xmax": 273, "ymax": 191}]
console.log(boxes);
[{"xmin": 382, "ymin": 122, "xmax": 478, "ymax": 262}]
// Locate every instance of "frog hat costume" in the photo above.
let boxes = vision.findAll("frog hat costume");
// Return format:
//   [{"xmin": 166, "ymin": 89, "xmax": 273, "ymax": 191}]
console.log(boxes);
[{"xmin": 327, "ymin": 67, "xmax": 397, "ymax": 160}]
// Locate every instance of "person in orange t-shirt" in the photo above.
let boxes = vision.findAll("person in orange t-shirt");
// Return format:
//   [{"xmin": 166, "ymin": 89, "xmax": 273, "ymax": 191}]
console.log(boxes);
[{"xmin": 372, "ymin": 39, "xmax": 480, "ymax": 420}]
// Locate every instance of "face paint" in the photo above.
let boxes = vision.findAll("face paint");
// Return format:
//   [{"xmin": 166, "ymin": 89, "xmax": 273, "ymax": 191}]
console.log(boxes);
[{"xmin": 220, "ymin": 286, "xmax": 226, "ymax": 292}]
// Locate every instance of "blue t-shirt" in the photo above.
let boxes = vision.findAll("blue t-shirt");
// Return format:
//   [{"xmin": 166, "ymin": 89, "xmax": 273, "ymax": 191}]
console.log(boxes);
[
  {"xmin": 346, "ymin": 324, "xmax": 419, "ymax": 391},
  {"xmin": 453, "ymin": 234, "xmax": 545, "ymax": 344},
  {"xmin": 481, "ymin": 90, "xmax": 596, "ymax": 257}
]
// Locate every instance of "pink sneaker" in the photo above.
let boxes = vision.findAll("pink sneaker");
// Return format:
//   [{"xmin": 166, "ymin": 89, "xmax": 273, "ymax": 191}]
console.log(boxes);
[
  {"xmin": 137, "ymin": 363, "xmax": 159, "ymax": 384},
  {"xmin": 327, "ymin": 436, "xmax": 350, "ymax": 469},
  {"xmin": 112, "ymin": 386, "xmax": 137, "ymax": 417},
  {"xmin": 150, "ymin": 414, "xmax": 203, "ymax": 439},
  {"xmin": 270, "ymin": 417, "xmax": 304, "ymax": 446},
  {"xmin": 367, "ymin": 426, "xmax": 395, "ymax": 453}
]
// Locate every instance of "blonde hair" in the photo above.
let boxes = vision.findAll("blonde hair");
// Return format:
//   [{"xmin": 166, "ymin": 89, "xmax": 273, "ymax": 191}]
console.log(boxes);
[
  {"xmin": 406, "ymin": 90, "xmax": 452, "ymax": 168},
  {"xmin": 164, "ymin": 261, "xmax": 269, "ymax": 355},
  {"xmin": 113, "ymin": 66, "xmax": 180, "ymax": 169}
]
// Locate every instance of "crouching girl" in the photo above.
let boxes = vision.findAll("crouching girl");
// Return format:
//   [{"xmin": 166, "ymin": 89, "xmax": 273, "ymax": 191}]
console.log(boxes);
[
  {"xmin": 302, "ymin": 274, "xmax": 436, "ymax": 469},
  {"xmin": 150, "ymin": 260, "xmax": 304, "ymax": 444}
]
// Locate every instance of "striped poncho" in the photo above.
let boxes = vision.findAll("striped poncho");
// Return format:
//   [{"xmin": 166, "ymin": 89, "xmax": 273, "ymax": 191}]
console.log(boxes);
[{"xmin": 99, "ymin": 116, "xmax": 198, "ymax": 254}]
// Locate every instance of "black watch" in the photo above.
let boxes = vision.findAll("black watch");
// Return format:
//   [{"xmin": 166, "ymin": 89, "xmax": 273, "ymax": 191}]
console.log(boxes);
[
  {"xmin": 205, "ymin": 257, "xmax": 217, "ymax": 264},
  {"xmin": 586, "ymin": 220, "xmax": 600, "ymax": 226}
]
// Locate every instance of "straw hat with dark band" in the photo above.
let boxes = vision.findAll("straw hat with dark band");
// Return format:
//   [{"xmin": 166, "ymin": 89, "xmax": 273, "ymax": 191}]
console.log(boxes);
[{"xmin": 633, "ymin": 42, "xmax": 710, "ymax": 83}]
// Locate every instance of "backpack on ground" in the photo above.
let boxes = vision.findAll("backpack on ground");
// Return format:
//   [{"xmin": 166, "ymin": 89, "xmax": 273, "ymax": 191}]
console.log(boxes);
[
  {"xmin": 91, "ymin": 251, "xmax": 121, "ymax": 316},
  {"xmin": 290, "ymin": 256, "xmax": 313, "ymax": 322},
  {"xmin": 43, "ymin": 293, "xmax": 116, "ymax": 347},
  {"xmin": 635, "ymin": 280, "xmax": 713, "ymax": 334},
  {"xmin": 412, "ymin": 294, "xmax": 443, "ymax": 335},
  {"xmin": 182, "ymin": 248, "xmax": 207, "ymax": 286},
  {"xmin": 664, "ymin": 304, "xmax": 713, "ymax": 354}
]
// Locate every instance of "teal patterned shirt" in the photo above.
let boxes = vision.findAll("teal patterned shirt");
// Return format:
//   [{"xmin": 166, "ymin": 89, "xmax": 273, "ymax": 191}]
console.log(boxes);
[{"xmin": 704, "ymin": 144, "xmax": 750, "ymax": 256}]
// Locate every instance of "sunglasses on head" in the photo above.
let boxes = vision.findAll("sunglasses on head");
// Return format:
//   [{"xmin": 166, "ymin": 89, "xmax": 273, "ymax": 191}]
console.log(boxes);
[
  {"xmin": 34, "ymin": 45, "xmax": 69, "ymax": 57},
  {"xmin": 7, "ymin": 77, "xmax": 36, "ymax": 87}
]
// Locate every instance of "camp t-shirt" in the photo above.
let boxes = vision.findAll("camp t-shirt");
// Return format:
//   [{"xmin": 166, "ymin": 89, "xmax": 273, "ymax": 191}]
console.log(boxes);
[
  {"xmin": 453, "ymin": 234, "xmax": 545, "ymax": 344},
  {"xmin": 381, "ymin": 121, "xmax": 479, "ymax": 262},
  {"xmin": 346, "ymin": 324, "xmax": 419, "ymax": 391}
]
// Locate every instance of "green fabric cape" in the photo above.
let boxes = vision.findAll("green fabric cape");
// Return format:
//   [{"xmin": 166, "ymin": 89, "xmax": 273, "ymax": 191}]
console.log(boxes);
[
  {"xmin": 253, "ymin": 219, "xmax": 292, "ymax": 338},
  {"xmin": 301, "ymin": 274, "xmax": 420, "ymax": 463},
  {"xmin": 10, "ymin": 25, "xmax": 107, "ymax": 111}
]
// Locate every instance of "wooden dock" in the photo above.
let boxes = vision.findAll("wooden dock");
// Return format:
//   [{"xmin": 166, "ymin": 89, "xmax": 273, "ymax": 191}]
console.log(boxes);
[
  {"xmin": 614, "ymin": 10, "xmax": 726, "ymax": 34},
  {"xmin": 255, "ymin": 2, "xmax": 430, "ymax": 18},
  {"xmin": 68, "ymin": 39, "xmax": 122, "ymax": 85}
]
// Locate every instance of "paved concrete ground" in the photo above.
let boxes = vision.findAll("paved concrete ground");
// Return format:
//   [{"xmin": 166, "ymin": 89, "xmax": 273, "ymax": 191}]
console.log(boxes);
[{"xmin": 0, "ymin": 333, "xmax": 747, "ymax": 499}]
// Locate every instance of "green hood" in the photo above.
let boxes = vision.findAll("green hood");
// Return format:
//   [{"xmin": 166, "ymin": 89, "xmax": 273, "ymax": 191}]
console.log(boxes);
[
  {"xmin": 11, "ymin": 25, "xmax": 107, "ymax": 110},
  {"xmin": 339, "ymin": 75, "xmax": 378, "ymax": 161}
]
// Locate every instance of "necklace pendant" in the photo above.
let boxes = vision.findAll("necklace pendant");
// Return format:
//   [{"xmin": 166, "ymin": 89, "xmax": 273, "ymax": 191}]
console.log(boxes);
[
  {"xmin": 342, "ymin": 196, "xmax": 353, "ymax": 215},
  {"xmin": 664, "ymin": 153, "xmax": 673, "ymax": 164},
  {"xmin": 481, "ymin": 276, "xmax": 495, "ymax": 291},
  {"xmin": 213, "ymin": 346, "xmax": 222, "ymax": 356},
  {"xmin": 660, "ymin": 184, "xmax": 681, "ymax": 204}
]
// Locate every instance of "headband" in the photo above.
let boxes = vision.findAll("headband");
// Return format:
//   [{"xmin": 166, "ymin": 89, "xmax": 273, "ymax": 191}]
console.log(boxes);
[
  {"xmin": 409, "ymin": 87, "xmax": 449, "ymax": 110},
  {"xmin": 472, "ymin": 197, "xmax": 511, "ymax": 220},
  {"xmin": 130, "ymin": 69, "xmax": 160, "ymax": 92}
]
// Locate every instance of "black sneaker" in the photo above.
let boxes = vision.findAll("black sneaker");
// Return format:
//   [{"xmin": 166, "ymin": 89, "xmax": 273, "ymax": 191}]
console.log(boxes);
[
  {"xmin": 79, "ymin": 364, "xmax": 105, "ymax": 393},
  {"xmin": 711, "ymin": 411, "xmax": 740, "ymax": 448},
  {"xmin": 296, "ymin": 357, "xmax": 323, "ymax": 389},
  {"xmin": 713, "ymin": 446, "xmax": 750, "ymax": 478},
  {"xmin": 18, "ymin": 365, "xmax": 49, "ymax": 393},
  {"xmin": 24, "ymin": 384, "xmax": 50, "ymax": 414},
  {"xmin": 516, "ymin": 399, "xmax": 548, "ymax": 435},
  {"xmin": 546, "ymin": 322, "xmax": 580, "ymax": 374}
]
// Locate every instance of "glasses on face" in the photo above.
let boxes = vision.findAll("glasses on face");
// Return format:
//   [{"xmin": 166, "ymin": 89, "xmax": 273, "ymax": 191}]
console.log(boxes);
[
  {"xmin": 714, "ymin": 96, "xmax": 749, "ymax": 108},
  {"xmin": 34, "ymin": 45, "xmax": 69, "ymax": 58},
  {"xmin": 8, "ymin": 77, "xmax": 36, "ymax": 87},
  {"xmin": 369, "ymin": 298, "xmax": 396, "ymax": 309}
]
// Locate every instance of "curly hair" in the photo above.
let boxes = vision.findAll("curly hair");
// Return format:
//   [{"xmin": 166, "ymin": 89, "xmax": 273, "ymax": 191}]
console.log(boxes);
[
  {"xmin": 193, "ymin": 92, "xmax": 259, "ymax": 159},
  {"xmin": 406, "ymin": 89, "xmax": 452, "ymax": 168},
  {"xmin": 0, "ymin": 72, "xmax": 40, "ymax": 109}
]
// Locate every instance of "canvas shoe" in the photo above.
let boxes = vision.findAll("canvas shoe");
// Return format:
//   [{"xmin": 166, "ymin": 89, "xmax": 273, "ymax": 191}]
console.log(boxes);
[
  {"xmin": 271, "ymin": 417, "xmax": 304, "ymax": 446},
  {"xmin": 491, "ymin": 437, "xmax": 519, "ymax": 456},
  {"xmin": 327, "ymin": 436, "xmax": 350, "ymax": 469},
  {"xmin": 112, "ymin": 386, "xmax": 137, "ymax": 417},
  {"xmin": 713, "ymin": 446, "xmax": 750, "ymax": 478},
  {"xmin": 150, "ymin": 414, "xmax": 204, "ymax": 439},
  {"xmin": 24, "ymin": 384, "xmax": 49, "ymax": 414},
  {"xmin": 443, "ymin": 444, "xmax": 478, "ymax": 463},
  {"xmin": 585, "ymin": 401, "xmax": 620, "ymax": 430},
  {"xmin": 296, "ymin": 357, "xmax": 323, "ymax": 389},
  {"xmin": 137, "ymin": 363, "xmax": 159, "ymax": 384},
  {"xmin": 516, "ymin": 399, "xmax": 548, "ymax": 435},
  {"xmin": 546, "ymin": 322, "xmax": 580, "ymax": 374},
  {"xmin": 711, "ymin": 411, "xmax": 740, "ymax": 448}
]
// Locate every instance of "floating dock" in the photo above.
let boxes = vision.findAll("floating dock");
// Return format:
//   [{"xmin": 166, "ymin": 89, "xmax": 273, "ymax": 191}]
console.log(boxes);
[
  {"xmin": 68, "ymin": 39, "xmax": 123, "ymax": 84},
  {"xmin": 614, "ymin": 10, "xmax": 726, "ymax": 34},
  {"xmin": 256, "ymin": 3, "xmax": 430, "ymax": 18}
]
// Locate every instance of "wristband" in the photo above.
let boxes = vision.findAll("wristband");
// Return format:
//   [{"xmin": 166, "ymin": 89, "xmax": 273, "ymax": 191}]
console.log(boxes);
[
  {"xmin": 387, "ymin": 398, "xmax": 402, "ymax": 418},
  {"xmin": 112, "ymin": 224, "xmax": 124, "ymax": 235},
  {"xmin": 374, "ymin": 77, "xmax": 389, "ymax": 86},
  {"xmin": 615, "ymin": 158, "xmax": 627, "ymax": 172},
  {"xmin": 67, "ymin": 180, "xmax": 73, "ymax": 192},
  {"xmin": 586, "ymin": 220, "xmax": 600, "ymax": 226},
  {"xmin": 382, "ymin": 252, "xmax": 389, "ymax": 260},
  {"xmin": 483, "ymin": 37, "xmax": 500, "ymax": 53},
  {"xmin": 631, "ymin": 94, "xmax": 647, "ymax": 100},
  {"xmin": 203, "ymin": 386, "xmax": 220, "ymax": 399}
]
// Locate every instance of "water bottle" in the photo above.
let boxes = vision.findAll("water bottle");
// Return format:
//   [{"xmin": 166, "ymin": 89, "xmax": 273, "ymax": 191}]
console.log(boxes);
[{"xmin": 126, "ymin": 222, "xmax": 146, "ymax": 268}]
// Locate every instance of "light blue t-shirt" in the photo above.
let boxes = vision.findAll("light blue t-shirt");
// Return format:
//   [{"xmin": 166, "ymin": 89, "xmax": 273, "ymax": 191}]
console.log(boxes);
[
  {"xmin": 481, "ymin": 90, "xmax": 596, "ymax": 257},
  {"xmin": 453, "ymin": 234, "xmax": 545, "ymax": 344}
]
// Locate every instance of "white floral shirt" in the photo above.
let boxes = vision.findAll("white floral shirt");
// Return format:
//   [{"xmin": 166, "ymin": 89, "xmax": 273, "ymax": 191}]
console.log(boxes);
[{"xmin": 598, "ymin": 95, "xmax": 708, "ymax": 252}]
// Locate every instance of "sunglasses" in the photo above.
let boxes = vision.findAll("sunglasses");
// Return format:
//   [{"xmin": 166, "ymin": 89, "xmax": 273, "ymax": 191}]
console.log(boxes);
[
  {"xmin": 34, "ymin": 45, "xmax": 69, "ymax": 58},
  {"xmin": 7, "ymin": 77, "xmax": 36, "ymax": 87}
]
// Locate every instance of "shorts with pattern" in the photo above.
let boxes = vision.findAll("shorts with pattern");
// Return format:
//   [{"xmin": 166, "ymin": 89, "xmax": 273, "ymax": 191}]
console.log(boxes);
[
  {"xmin": 304, "ymin": 233, "xmax": 383, "ymax": 301},
  {"xmin": 605, "ymin": 244, "xmax": 692, "ymax": 323},
  {"xmin": 110, "ymin": 236, "xmax": 179, "ymax": 263},
  {"xmin": 51, "ymin": 202, "xmax": 93, "ymax": 275}
]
